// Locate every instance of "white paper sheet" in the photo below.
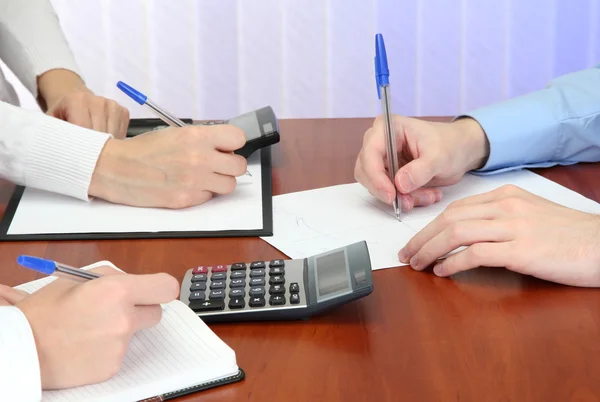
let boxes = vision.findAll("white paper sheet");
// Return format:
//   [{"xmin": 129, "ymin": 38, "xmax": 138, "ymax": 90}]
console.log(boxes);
[
  {"xmin": 7, "ymin": 154, "xmax": 264, "ymax": 235},
  {"xmin": 262, "ymin": 170, "xmax": 600, "ymax": 270}
]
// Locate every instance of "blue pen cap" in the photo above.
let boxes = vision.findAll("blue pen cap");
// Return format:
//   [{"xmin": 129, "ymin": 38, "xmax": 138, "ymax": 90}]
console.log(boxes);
[
  {"xmin": 17, "ymin": 255, "xmax": 56, "ymax": 275},
  {"xmin": 374, "ymin": 33, "xmax": 390, "ymax": 99},
  {"xmin": 116, "ymin": 81, "xmax": 147, "ymax": 105}
]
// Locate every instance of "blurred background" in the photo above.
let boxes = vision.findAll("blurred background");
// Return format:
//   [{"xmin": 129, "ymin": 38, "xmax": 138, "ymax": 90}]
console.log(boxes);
[{"xmin": 4, "ymin": 0, "xmax": 600, "ymax": 120}]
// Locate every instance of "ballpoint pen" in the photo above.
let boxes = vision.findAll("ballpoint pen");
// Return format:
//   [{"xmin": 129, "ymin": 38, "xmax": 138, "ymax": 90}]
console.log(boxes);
[
  {"xmin": 17, "ymin": 255, "xmax": 101, "ymax": 282},
  {"xmin": 117, "ymin": 81, "xmax": 251, "ymax": 176},
  {"xmin": 374, "ymin": 33, "xmax": 401, "ymax": 221}
]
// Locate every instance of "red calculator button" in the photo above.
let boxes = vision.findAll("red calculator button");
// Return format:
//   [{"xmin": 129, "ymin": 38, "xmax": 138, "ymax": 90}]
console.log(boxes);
[
  {"xmin": 192, "ymin": 266, "xmax": 208, "ymax": 275},
  {"xmin": 212, "ymin": 265, "xmax": 227, "ymax": 273}
]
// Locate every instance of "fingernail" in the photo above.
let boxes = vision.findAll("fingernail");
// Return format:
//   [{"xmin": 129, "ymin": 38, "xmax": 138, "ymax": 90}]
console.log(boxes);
[
  {"xmin": 398, "ymin": 171, "xmax": 415, "ymax": 192},
  {"xmin": 398, "ymin": 248, "xmax": 408, "ymax": 263},
  {"xmin": 433, "ymin": 263, "xmax": 444, "ymax": 276},
  {"xmin": 378, "ymin": 189, "xmax": 392, "ymax": 204},
  {"xmin": 410, "ymin": 255, "xmax": 419, "ymax": 270}
]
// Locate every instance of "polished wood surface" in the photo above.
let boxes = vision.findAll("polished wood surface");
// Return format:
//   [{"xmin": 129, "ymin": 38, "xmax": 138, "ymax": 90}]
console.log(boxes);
[{"xmin": 2, "ymin": 117, "xmax": 600, "ymax": 401}]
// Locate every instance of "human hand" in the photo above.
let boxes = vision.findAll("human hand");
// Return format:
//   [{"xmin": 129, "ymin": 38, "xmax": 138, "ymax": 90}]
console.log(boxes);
[
  {"xmin": 399, "ymin": 185, "xmax": 600, "ymax": 287},
  {"xmin": 88, "ymin": 124, "xmax": 248, "ymax": 208},
  {"xmin": 354, "ymin": 115, "xmax": 490, "ymax": 211},
  {"xmin": 38, "ymin": 69, "xmax": 130, "ymax": 138},
  {"xmin": 16, "ymin": 266, "xmax": 179, "ymax": 389},
  {"xmin": 0, "ymin": 285, "xmax": 28, "ymax": 306}
]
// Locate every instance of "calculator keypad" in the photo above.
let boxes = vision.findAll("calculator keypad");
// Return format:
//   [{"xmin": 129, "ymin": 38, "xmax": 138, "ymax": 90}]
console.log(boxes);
[{"xmin": 184, "ymin": 259, "xmax": 306, "ymax": 317}]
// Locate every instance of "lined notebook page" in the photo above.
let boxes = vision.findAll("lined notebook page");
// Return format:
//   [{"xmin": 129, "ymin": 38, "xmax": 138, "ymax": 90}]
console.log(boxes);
[{"xmin": 15, "ymin": 262, "xmax": 238, "ymax": 402}]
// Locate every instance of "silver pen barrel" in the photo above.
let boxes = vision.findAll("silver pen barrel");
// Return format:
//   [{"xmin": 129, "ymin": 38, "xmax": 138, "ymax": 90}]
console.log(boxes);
[{"xmin": 380, "ymin": 85, "xmax": 401, "ymax": 220}]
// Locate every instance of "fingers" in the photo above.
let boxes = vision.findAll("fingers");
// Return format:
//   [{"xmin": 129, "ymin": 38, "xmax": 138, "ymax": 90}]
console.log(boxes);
[
  {"xmin": 355, "ymin": 127, "xmax": 395, "ymax": 204},
  {"xmin": 399, "ymin": 188, "xmax": 443, "ymax": 211},
  {"xmin": 399, "ymin": 203, "xmax": 504, "ymax": 263},
  {"xmin": 408, "ymin": 219, "xmax": 513, "ymax": 270},
  {"xmin": 89, "ymin": 97, "xmax": 108, "ymax": 134},
  {"xmin": 131, "ymin": 305, "xmax": 163, "ymax": 331},
  {"xmin": 206, "ymin": 125, "xmax": 247, "ymax": 152},
  {"xmin": 58, "ymin": 97, "xmax": 93, "ymax": 129},
  {"xmin": 432, "ymin": 242, "xmax": 516, "ymax": 277},
  {"xmin": 211, "ymin": 152, "xmax": 248, "ymax": 177},
  {"xmin": 203, "ymin": 173, "xmax": 237, "ymax": 195},
  {"xmin": 0, "ymin": 284, "xmax": 29, "ymax": 305},
  {"xmin": 394, "ymin": 155, "xmax": 439, "ymax": 194},
  {"xmin": 106, "ymin": 100, "xmax": 130, "ymax": 139}
]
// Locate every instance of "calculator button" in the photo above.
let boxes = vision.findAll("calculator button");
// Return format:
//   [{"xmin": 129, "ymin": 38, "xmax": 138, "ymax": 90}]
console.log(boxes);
[
  {"xmin": 249, "ymin": 297, "xmax": 266, "ymax": 307},
  {"xmin": 229, "ymin": 288, "xmax": 246, "ymax": 298},
  {"xmin": 269, "ymin": 275, "xmax": 285, "ymax": 285},
  {"xmin": 250, "ymin": 277, "xmax": 265, "ymax": 286},
  {"xmin": 230, "ymin": 279, "xmax": 246, "ymax": 288},
  {"xmin": 249, "ymin": 287, "xmax": 266, "ymax": 297},
  {"xmin": 250, "ymin": 268, "xmax": 266, "ymax": 278},
  {"xmin": 210, "ymin": 281, "xmax": 225, "ymax": 290},
  {"xmin": 289, "ymin": 283, "xmax": 300, "ymax": 293},
  {"xmin": 269, "ymin": 285, "xmax": 285, "ymax": 295},
  {"xmin": 189, "ymin": 299, "xmax": 225, "ymax": 312},
  {"xmin": 290, "ymin": 293, "xmax": 300, "ymax": 304},
  {"xmin": 211, "ymin": 272, "xmax": 227, "ymax": 281},
  {"xmin": 209, "ymin": 290, "xmax": 225, "ymax": 300},
  {"xmin": 250, "ymin": 261, "xmax": 266, "ymax": 269},
  {"xmin": 192, "ymin": 266, "xmax": 208, "ymax": 275},
  {"xmin": 191, "ymin": 274, "xmax": 207, "ymax": 283},
  {"xmin": 190, "ymin": 282, "xmax": 206, "ymax": 292},
  {"xmin": 230, "ymin": 263, "xmax": 247, "ymax": 271},
  {"xmin": 212, "ymin": 265, "xmax": 227, "ymax": 273},
  {"xmin": 228, "ymin": 297, "xmax": 246, "ymax": 309},
  {"xmin": 269, "ymin": 267, "xmax": 285, "ymax": 276},
  {"xmin": 189, "ymin": 291, "xmax": 205, "ymax": 301},
  {"xmin": 230, "ymin": 271, "xmax": 246, "ymax": 279},
  {"xmin": 269, "ymin": 259, "xmax": 285, "ymax": 268},
  {"xmin": 269, "ymin": 295, "xmax": 286, "ymax": 306}
]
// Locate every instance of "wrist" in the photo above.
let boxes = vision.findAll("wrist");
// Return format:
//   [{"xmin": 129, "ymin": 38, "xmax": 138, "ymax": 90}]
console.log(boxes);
[
  {"xmin": 451, "ymin": 117, "xmax": 490, "ymax": 172},
  {"xmin": 37, "ymin": 69, "xmax": 90, "ymax": 111},
  {"xmin": 89, "ymin": 139, "xmax": 123, "ymax": 200}
]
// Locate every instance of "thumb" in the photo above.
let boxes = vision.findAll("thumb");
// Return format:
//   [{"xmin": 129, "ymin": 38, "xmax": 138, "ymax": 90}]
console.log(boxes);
[{"xmin": 395, "ymin": 156, "xmax": 438, "ymax": 194}]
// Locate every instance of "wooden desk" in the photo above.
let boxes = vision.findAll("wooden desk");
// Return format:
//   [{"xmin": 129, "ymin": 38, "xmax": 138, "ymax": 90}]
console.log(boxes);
[{"xmin": 2, "ymin": 118, "xmax": 600, "ymax": 401}]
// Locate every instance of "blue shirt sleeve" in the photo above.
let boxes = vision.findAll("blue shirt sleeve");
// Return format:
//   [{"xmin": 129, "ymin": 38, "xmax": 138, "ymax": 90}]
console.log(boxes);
[{"xmin": 460, "ymin": 64, "xmax": 600, "ymax": 175}]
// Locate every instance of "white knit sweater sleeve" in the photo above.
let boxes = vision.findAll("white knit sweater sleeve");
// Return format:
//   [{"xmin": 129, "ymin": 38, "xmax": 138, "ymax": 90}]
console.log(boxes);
[
  {"xmin": 0, "ymin": 101, "xmax": 110, "ymax": 200},
  {"xmin": 0, "ymin": 0, "xmax": 80, "ymax": 96},
  {"xmin": 0, "ymin": 306, "xmax": 42, "ymax": 402}
]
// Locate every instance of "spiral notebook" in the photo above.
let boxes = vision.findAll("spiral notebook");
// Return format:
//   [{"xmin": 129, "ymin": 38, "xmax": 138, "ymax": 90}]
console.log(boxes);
[{"xmin": 15, "ymin": 261, "xmax": 244, "ymax": 401}]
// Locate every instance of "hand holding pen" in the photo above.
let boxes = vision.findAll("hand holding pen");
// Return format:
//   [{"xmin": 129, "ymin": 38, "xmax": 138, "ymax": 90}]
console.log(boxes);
[
  {"xmin": 117, "ymin": 81, "xmax": 251, "ymax": 177},
  {"xmin": 354, "ymin": 33, "xmax": 449, "ymax": 214},
  {"xmin": 14, "ymin": 255, "xmax": 179, "ymax": 389}
]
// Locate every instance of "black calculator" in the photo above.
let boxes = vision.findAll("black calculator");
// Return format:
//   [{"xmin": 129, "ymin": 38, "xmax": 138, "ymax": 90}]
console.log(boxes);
[
  {"xmin": 179, "ymin": 241, "xmax": 374, "ymax": 322},
  {"xmin": 126, "ymin": 106, "xmax": 280, "ymax": 159}
]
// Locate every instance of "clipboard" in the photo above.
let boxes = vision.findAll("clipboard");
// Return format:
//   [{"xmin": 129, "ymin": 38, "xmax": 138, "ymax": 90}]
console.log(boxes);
[{"xmin": 0, "ymin": 112, "xmax": 276, "ymax": 241}]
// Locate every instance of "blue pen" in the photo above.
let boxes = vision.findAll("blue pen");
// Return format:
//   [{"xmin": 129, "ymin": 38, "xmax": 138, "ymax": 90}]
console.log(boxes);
[
  {"xmin": 375, "ymin": 33, "xmax": 401, "ymax": 221},
  {"xmin": 17, "ymin": 255, "xmax": 100, "ymax": 282},
  {"xmin": 117, "ymin": 81, "xmax": 186, "ymax": 127}
]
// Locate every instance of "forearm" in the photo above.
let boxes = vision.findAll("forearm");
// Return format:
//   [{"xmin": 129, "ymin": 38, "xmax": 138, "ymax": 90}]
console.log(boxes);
[
  {"xmin": 0, "ymin": 101, "xmax": 110, "ymax": 200},
  {"xmin": 460, "ymin": 65, "xmax": 600, "ymax": 174},
  {"xmin": 0, "ymin": 0, "xmax": 80, "ymax": 99}
]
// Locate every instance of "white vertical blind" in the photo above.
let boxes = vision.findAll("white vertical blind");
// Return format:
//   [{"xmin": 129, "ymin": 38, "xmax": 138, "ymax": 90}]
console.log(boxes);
[{"xmin": 6, "ymin": 0, "xmax": 600, "ymax": 120}]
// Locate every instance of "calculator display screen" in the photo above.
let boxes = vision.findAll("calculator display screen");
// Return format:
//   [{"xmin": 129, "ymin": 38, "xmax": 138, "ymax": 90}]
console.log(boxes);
[{"xmin": 315, "ymin": 250, "xmax": 351, "ymax": 300}]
